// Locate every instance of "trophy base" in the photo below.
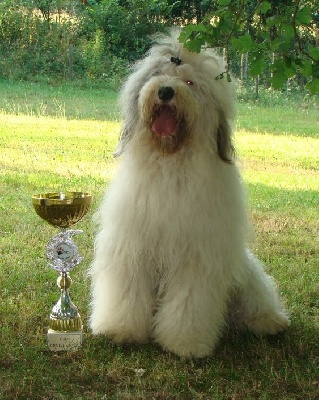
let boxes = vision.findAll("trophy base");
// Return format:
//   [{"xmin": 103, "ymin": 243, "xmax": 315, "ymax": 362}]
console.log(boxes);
[{"xmin": 47, "ymin": 329, "xmax": 82, "ymax": 352}]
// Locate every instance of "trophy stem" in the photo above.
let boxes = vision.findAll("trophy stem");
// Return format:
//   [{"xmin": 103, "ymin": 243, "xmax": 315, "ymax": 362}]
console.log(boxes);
[
  {"xmin": 49, "ymin": 272, "xmax": 82, "ymax": 331},
  {"xmin": 47, "ymin": 272, "xmax": 83, "ymax": 351}
]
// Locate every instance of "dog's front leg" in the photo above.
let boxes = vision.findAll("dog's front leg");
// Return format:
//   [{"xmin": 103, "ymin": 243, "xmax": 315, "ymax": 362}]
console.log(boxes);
[
  {"xmin": 152, "ymin": 265, "xmax": 229, "ymax": 358},
  {"xmin": 90, "ymin": 255, "xmax": 155, "ymax": 345},
  {"xmin": 232, "ymin": 250, "xmax": 290, "ymax": 335}
]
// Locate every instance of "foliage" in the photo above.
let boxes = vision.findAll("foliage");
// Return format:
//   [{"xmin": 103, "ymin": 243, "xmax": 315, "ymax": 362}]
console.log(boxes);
[
  {"xmin": 0, "ymin": 0, "xmax": 318, "ymax": 94},
  {"xmin": 0, "ymin": 1, "xmax": 128, "ymax": 87},
  {"xmin": 78, "ymin": 0, "xmax": 169, "ymax": 62},
  {"xmin": 0, "ymin": 2, "xmax": 79, "ymax": 81},
  {"xmin": 165, "ymin": 0, "xmax": 216, "ymax": 24},
  {"xmin": 0, "ymin": 0, "xmax": 169, "ymax": 85},
  {"xmin": 179, "ymin": 0, "xmax": 319, "ymax": 94}
]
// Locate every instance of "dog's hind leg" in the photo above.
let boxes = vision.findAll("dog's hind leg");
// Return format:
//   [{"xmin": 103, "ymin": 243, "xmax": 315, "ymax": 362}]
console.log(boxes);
[
  {"xmin": 152, "ymin": 264, "xmax": 229, "ymax": 358},
  {"xmin": 90, "ymin": 254, "xmax": 155, "ymax": 345},
  {"xmin": 232, "ymin": 250, "xmax": 290, "ymax": 335}
]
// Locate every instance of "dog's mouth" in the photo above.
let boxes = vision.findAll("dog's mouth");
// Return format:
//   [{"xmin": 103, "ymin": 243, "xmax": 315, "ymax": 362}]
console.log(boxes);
[
  {"xmin": 150, "ymin": 104, "xmax": 188, "ymax": 154},
  {"xmin": 151, "ymin": 105, "xmax": 177, "ymax": 137}
]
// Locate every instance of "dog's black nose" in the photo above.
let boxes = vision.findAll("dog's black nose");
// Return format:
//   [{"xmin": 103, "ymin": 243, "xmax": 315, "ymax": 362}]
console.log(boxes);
[{"xmin": 158, "ymin": 86, "xmax": 175, "ymax": 101}]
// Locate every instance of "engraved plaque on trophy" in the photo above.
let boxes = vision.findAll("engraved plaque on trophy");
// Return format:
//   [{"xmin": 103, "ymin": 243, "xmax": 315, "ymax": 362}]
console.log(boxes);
[{"xmin": 32, "ymin": 192, "xmax": 92, "ymax": 351}]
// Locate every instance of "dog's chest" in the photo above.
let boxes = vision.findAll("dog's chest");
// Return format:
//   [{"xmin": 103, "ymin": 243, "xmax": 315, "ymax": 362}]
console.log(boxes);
[{"xmin": 119, "ymin": 153, "xmax": 238, "ymax": 235}]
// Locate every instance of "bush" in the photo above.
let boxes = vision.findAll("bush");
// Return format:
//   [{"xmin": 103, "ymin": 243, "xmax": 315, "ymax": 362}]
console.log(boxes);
[
  {"xmin": 79, "ymin": 0, "xmax": 168, "ymax": 62},
  {"xmin": 77, "ymin": 29, "xmax": 129, "ymax": 89},
  {"xmin": 0, "ymin": 0, "xmax": 168, "ymax": 86},
  {"xmin": 0, "ymin": 4, "xmax": 74, "ymax": 81}
]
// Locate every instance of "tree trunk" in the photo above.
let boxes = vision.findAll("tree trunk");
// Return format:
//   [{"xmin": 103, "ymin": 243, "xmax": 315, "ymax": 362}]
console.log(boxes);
[
  {"xmin": 68, "ymin": 44, "xmax": 74, "ymax": 80},
  {"xmin": 255, "ymin": 75, "xmax": 259, "ymax": 99},
  {"xmin": 270, "ymin": 52, "xmax": 275, "ymax": 90}
]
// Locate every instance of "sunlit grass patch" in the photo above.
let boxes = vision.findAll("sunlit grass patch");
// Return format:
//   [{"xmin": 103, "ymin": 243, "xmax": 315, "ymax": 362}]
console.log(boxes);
[
  {"xmin": 0, "ymin": 114, "xmax": 120, "ymax": 194},
  {"xmin": 235, "ymin": 130, "xmax": 319, "ymax": 215},
  {"xmin": 236, "ymin": 130, "xmax": 319, "ymax": 172}
]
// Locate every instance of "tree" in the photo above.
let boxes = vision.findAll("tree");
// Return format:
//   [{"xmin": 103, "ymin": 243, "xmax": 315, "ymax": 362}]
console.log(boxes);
[
  {"xmin": 179, "ymin": 0, "xmax": 319, "ymax": 94},
  {"xmin": 80, "ymin": 0, "xmax": 168, "ymax": 61},
  {"xmin": 166, "ymin": 0, "xmax": 216, "ymax": 24}
]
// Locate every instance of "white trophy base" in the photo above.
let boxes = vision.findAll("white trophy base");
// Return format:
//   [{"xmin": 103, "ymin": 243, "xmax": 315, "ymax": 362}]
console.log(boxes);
[{"xmin": 47, "ymin": 329, "xmax": 82, "ymax": 352}]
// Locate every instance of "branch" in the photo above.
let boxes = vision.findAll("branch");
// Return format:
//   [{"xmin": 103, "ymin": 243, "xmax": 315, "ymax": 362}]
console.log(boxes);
[
  {"xmin": 222, "ymin": 0, "xmax": 246, "ymax": 72},
  {"xmin": 239, "ymin": 0, "xmax": 265, "ymax": 25},
  {"xmin": 292, "ymin": 0, "xmax": 317, "ymax": 63},
  {"xmin": 225, "ymin": 0, "xmax": 245, "ymax": 45}
]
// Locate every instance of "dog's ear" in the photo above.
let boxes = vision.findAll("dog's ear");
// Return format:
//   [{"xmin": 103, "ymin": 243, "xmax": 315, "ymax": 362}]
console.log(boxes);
[
  {"xmin": 113, "ymin": 125, "xmax": 133, "ymax": 157},
  {"xmin": 114, "ymin": 76, "xmax": 141, "ymax": 157},
  {"xmin": 114, "ymin": 57, "xmax": 156, "ymax": 157},
  {"xmin": 216, "ymin": 113, "xmax": 235, "ymax": 163}
]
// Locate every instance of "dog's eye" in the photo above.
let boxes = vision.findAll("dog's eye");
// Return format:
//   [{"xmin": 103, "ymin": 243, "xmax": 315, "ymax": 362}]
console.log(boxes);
[{"xmin": 185, "ymin": 80, "xmax": 194, "ymax": 86}]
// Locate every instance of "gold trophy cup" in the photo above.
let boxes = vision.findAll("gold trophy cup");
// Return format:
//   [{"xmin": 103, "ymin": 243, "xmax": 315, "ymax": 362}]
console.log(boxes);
[{"xmin": 32, "ymin": 192, "xmax": 92, "ymax": 351}]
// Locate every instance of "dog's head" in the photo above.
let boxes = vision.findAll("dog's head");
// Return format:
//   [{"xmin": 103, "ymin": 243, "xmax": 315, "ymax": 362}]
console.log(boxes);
[{"xmin": 117, "ymin": 30, "xmax": 235, "ymax": 162}]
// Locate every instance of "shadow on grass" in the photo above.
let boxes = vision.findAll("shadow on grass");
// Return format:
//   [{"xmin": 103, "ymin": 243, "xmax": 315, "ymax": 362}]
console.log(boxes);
[
  {"xmin": 237, "ymin": 102, "xmax": 319, "ymax": 139},
  {"xmin": 0, "ymin": 80, "xmax": 120, "ymax": 121},
  {"xmin": 1, "ymin": 321, "xmax": 318, "ymax": 399}
]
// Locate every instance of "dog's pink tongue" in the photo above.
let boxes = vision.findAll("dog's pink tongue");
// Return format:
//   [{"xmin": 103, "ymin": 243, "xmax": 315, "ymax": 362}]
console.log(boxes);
[{"xmin": 152, "ymin": 108, "xmax": 176, "ymax": 136}]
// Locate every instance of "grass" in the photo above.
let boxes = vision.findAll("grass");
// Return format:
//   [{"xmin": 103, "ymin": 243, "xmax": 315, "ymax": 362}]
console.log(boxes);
[{"xmin": 0, "ymin": 80, "xmax": 318, "ymax": 399}]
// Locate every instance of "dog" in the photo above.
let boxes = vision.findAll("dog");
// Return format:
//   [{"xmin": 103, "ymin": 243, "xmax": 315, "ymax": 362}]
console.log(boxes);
[{"xmin": 89, "ymin": 30, "xmax": 290, "ymax": 358}]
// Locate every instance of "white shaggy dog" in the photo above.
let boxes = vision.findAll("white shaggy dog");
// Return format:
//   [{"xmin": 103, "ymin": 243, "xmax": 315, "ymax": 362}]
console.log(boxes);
[{"xmin": 89, "ymin": 31, "xmax": 290, "ymax": 358}]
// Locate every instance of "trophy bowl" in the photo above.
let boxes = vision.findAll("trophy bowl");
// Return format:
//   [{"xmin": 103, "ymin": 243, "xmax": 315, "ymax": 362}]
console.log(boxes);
[{"xmin": 32, "ymin": 192, "xmax": 92, "ymax": 229}]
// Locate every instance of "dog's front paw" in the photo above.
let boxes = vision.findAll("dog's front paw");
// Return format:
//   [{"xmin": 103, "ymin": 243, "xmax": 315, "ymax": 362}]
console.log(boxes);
[
  {"xmin": 109, "ymin": 330, "xmax": 149, "ymax": 345},
  {"xmin": 91, "ymin": 323, "xmax": 149, "ymax": 345},
  {"xmin": 245, "ymin": 311, "xmax": 290, "ymax": 335},
  {"xmin": 157, "ymin": 338, "xmax": 214, "ymax": 358}
]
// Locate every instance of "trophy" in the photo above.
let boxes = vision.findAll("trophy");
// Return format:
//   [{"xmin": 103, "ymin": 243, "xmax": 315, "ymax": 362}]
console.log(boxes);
[{"xmin": 32, "ymin": 192, "xmax": 92, "ymax": 351}]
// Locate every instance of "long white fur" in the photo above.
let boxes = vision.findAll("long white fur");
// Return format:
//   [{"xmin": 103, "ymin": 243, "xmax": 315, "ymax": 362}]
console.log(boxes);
[{"xmin": 89, "ymin": 31, "xmax": 290, "ymax": 358}]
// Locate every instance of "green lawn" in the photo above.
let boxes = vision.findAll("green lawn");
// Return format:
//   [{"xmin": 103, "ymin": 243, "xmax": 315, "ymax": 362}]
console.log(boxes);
[{"xmin": 0, "ymin": 80, "xmax": 318, "ymax": 399}]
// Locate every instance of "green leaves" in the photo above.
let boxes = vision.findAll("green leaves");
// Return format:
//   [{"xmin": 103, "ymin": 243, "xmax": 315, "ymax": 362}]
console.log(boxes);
[
  {"xmin": 231, "ymin": 34, "xmax": 254, "ymax": 53},
  {"xmin": 305, "ymin": 61, "xmax": 319, "ymax": 94},
  {"xmin": 250, "ymin": 57, "xmax": 266, "ymax": 77},
  {"xmin": 179, "ymin": 24, "xmax": 207, "ymax": 53},
  {"xmin": 215, "ymin": 72, "xmax": 232, "ymax": 82},
  {"xmin": 281, "ymin": 24, "xmax": 295, "ymax": 40},
  {"xmin": 295, "ymin": 6, "xmax": 313, "ymax": 24},
  {"xmin": 306, "ymin": 79, "xmax": 319, "ymax": 95},
  {"xmin": 218, "ymin": 0, "xmax": 232, "ymax": 6},
  {"xmin": 256, "ymin": 1, "xmax": 272, "ymax": 15},
  {"xmin": 179, "ymin": 0, "xmax": 319, "ymax": 94},
  {"xmin": 309, "ymin": 47, "xmax": 319, "ymax": 61}
]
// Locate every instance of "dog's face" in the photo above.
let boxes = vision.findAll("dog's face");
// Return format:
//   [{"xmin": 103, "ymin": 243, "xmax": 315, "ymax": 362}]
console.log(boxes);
[
  {"xmin": 139, "ymin": 71, "xmax": 201, "ymax": 154},
  {"xmin": 118, "ymin": 32, "xmax": 235, "ymax": 161}
]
